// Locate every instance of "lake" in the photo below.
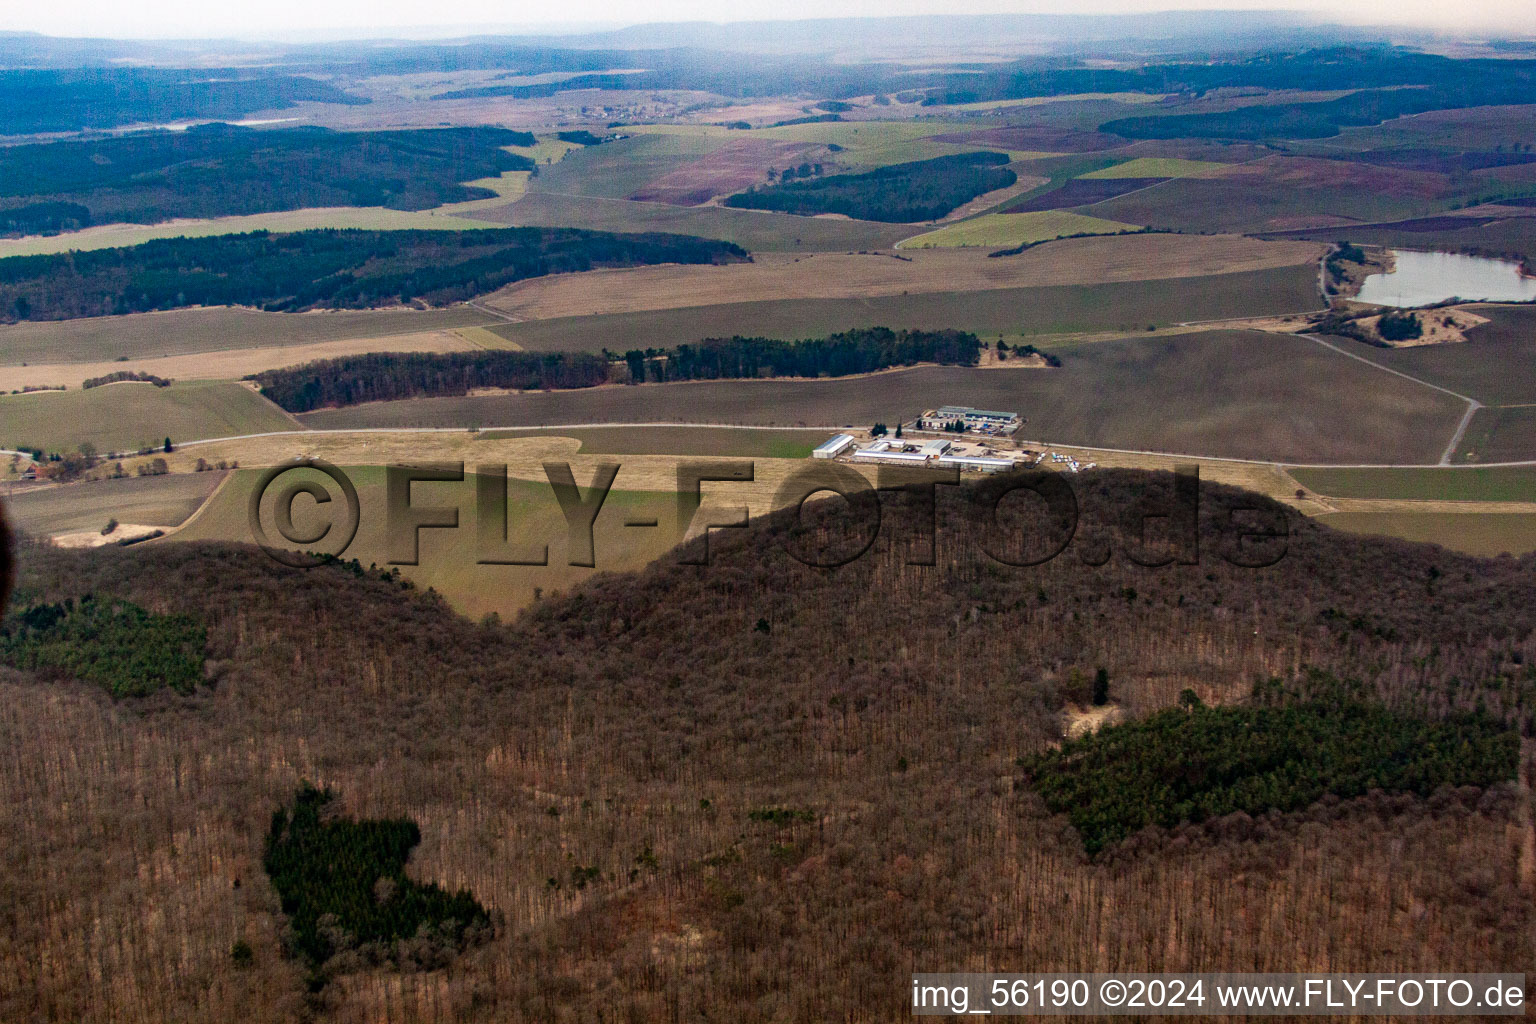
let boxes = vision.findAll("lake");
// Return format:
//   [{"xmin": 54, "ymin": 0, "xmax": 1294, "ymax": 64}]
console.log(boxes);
[{"xmin": 1356, "ymin": 249, "xmax": 1536, "ymax": 307}]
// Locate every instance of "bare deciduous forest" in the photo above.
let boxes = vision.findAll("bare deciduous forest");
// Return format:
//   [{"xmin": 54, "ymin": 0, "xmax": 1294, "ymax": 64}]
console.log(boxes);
[{"xmin": 2, "ymin": 471, "xmax": 1533, "ymax": 1021}]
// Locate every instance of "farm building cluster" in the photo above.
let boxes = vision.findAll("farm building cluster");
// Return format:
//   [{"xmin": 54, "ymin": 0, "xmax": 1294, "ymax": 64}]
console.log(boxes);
[
  {"xmin": 811, "ymin": 405, "xmax": 1097, "ymax": 474},
  {"xmin": 913, "ymin": 406, "xmax": 1022, "ymax": 437}
]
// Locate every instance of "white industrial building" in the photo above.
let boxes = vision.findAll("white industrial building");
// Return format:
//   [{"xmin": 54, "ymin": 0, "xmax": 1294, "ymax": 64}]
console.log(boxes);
[
  {"xmin": 852, "ymin": 439, "xmax": 932, "ymax": 464},
  {"xmin": 812, "ymin": 434, "xmax": 856, "ymax": 459},
  {"xmin": 812, "ymin": 419, "xmax": 1035, "ymax": 474},
  {"xmin": 937, "ymin": 454, "xmax": 1015, "ymax": 473}
]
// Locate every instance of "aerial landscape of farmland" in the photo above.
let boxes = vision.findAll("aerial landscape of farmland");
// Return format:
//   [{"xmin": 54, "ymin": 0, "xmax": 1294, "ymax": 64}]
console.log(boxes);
[{"xmin": 3, "ymin": 7, "xmax": 1536, "ymax": 1022}]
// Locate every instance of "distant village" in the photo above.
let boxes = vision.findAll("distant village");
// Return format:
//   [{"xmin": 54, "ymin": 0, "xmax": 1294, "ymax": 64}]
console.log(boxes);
[{"xmin": 812, "ymin": 405, "xmax": 1096, "ymax": 473}]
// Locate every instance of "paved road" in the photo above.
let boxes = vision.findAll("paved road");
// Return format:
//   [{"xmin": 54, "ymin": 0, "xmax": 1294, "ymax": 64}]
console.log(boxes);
[{"xmin": 160, "ymin": 425, "xmax": 1536, "ymax": 471}]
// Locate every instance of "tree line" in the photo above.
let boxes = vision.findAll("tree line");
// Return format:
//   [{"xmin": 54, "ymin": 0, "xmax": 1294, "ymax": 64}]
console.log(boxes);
[
  {"xmin": 7, "ymin": 471, "xmax": 1536, "ymax": 1020},
  {"xmin": 1026, "ymin": 673, "xmax": 1518, "ymax": 856},
  {"xmin": 1101, "ymin": 71, "xmax": 1536, "ymax": 141},
  {"xmin": 923, "ymin": 46, "xmax": 1536, "ymax": 112},
  {"xmin": 0, "ymin": 226, "xmax": 747, "ymax": 322},
  {"xmin": 0, "ymin": 123, "xmax": 536, "ymax": 229},
  {"xmin": 614, "ymin": 327, "xmax": 982, "ymax": 384},
  {"xmin": 0, "ymin": 68, "xmax": 366, "ymax": 135},
  {"xmin": 251, "ymin": 327, "xmax": 982, "ymax": 411},
  {"xmin": 264, "ymin": 784, "xmax": 491, "ymax": 988},
  {"xmin": 82, "ymin": 370, "xmax": 172, "ymax": 389},
  {"xmin": 723, "ymin": 152, "xmax": 1016, "ymax": 222},
  {"xmin": 0, "ymin": 201, "xmax": 91, "ymax": 237},
  {"xmin": 0, "ymin": 593, "xmax": 206, "ymax": 697},
  {"xmin": 253, "ymin": 350, "xmax": 612, "ymax": 412}
]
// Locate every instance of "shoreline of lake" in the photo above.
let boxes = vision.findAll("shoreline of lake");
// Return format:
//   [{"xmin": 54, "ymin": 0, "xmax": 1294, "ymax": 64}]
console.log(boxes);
[{"xmin": 1357, "ymin": 249, "xmax": 1536, "ymax": 307}]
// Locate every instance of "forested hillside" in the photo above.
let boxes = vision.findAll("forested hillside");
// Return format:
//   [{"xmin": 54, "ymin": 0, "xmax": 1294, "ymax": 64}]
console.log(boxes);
[
  {"xmin": 3, "ymin": 473, "xmax": 1533, "ymax": 1020},
  {"xmin": 0, "ymin": 44, "xmax": 1526, "ymax": 137},
  {"xmin": 264, "ymin": 784, "xmax": 492, "ymax": 988},
  {"xmin": 1030, "ymin": 692, "xmax": 1518, "ymax": 854},
  {"xmin": 723, "ymin": 152, "xmax": 1016, "ymax": 222},
  {"xmin": 0, "ymin": 69, "xmax": 367, "ymax": 134},
  {"xmin": 0, "ymin": 227, "xmax": 747, "ymax": 321},
  {"xmin": 1102, "ymin": 77, "xmax": 1536, "ymax": 140},
  {"xmin": 381, "ymin": 43, "xmax": 1536, "ymax": 115},
  {"xmin": 922, "ymin": 46, "xmax": 1536, "ymax": 113},
  {"xmin": 0, "ymin": 124, "xmax": 535, "ymax": 229},
  {"xmin": 251, "ymin": 327, "xmax": 981, "ymax": 411}
]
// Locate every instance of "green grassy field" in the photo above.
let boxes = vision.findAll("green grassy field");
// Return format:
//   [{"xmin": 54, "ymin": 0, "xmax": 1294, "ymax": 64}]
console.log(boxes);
[
  {"xmin": 299, "ymin": 329, "xmax": 1463, "ymax": 464},
  {"xmin": 1080, "ymin": 157, "xmax": 1230, "ymax": 179},
  {"xmin": 5, "ymin": 471, "xmax": 227, "ymax": 535},
  {"xmin": 0, "ymin": 381, "xmax": 296, "ymax": 454},
  {"xmin": 0, "ymin": 306, "xmax": 497, "ymax": 366},
  {"xmin": 1318, "ymin": 510, "xmax": 1536, "ymax": 556},
  {"xmin": 474, "ymin": 426, "xmax": 822, "ymax": 458},
  {"xmin": 479, "ymin": 263, "xmax": 1322, "ymax": 352},
  {"xmin": 1290, "ymin": 465, "xmax": 1536, "ymax": 501},
  {"xmin": 531, "ymin": 132, "xmax": 729, "ymax": 199},
  {"xmin": 505, "ymin": 135, "xmax": 582, "ymax": 167},
  {"xmin": 898, "ymin": 212, "xmax": 1141, "ymax": 248},
  {"xmin": 1454, "ymin": 405, "xmax": 1536, "ymax": 464},
  {"xmin": 759, "ymin": 124, "xmax": 994, "ymax": 166},
  {"xmin": 168, "ymin": 465, "xmax": 686, "ymax": 620}
]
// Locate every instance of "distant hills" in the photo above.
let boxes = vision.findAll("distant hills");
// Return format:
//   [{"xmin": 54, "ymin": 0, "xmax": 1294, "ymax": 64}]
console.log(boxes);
[
  {"xmin": 538, "ymin": 11, "xmax": 1374, "ymax": 55},
  {"xmin": 0, "ymin": 13, "xmax": 1400, "ymax": 71}
]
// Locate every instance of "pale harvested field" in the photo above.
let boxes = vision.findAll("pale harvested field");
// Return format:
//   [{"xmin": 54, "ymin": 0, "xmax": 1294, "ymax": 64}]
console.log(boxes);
[
  {"xmin": 467, "ymin": 187, "xmax": 915, "ymax": 252},
  {"xmin": 5, "ymin": 470, "xmax": 226, "ymax": 536},
  {"xmin": 474, "ymin": 425, "xmax": 822, "ymax": 458},
  {"xmin": 0, "ymin": 330, "xmax": 487, "ymax": 392},
  {"xmin": 0, "ymin": 306, "xmax": 497, "ymax": 365},
  {"xmin": 0, "ymin": 207, "xmax": 499, "ymax": 258},
  {"xmin": 481, "ymin": 234, "xmax": 1326, "ymax": 320}
]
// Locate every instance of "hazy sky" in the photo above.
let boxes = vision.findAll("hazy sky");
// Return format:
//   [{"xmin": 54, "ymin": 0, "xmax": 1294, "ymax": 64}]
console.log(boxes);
[{"xmin": 0, "ymin": 0, "xmax": 1522, "ymax": 39}]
